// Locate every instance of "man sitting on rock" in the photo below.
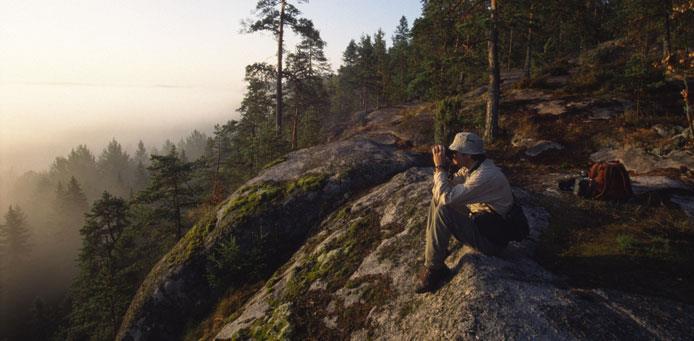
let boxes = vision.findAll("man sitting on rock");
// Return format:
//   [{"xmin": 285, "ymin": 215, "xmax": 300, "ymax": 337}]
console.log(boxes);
[{"xmin": 416, "ymin": 132, "xmax": 514, "ymax": 293}]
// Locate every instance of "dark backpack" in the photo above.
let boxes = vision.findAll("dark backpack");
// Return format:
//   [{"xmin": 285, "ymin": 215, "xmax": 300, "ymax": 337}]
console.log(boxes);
[
  {"xmin": 505, "ymin": 201, "xmax": 529, "ymax": 242},
  {"xmin": 474, "ymin": 198, "xmax": 529, "ymax": 245}
]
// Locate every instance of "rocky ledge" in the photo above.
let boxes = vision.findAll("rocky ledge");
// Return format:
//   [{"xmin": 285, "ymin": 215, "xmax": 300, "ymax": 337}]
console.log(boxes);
[
  {"xmin": 118, "ymin": 103, "xmax": 693, "ymax": 340},
  {"xmin": 214, "ymin": 167, "xmax": 693, "ymax": 340}
]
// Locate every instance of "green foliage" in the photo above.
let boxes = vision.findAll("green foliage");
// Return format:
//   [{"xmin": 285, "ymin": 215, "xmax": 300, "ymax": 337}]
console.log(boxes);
[
  {"xmin": 206, "ymin": 236, "xmax": 242, "ymax": 290},
  {"xmin": 434, "ymin": 96, "xmax": 483, "ymax": 145},
  {"xmin": 616, "ymin": 234, "xmax": 638, "ymax": 252},
  {"xmin": 166, "ymin": 207, "xmax": 218, "ymax": 265},
  {"xmin": 69, "ymin": 192, "xmax": 134, "ymax": 340},
  {"xmin": 139, "ymin": 146, "xmax": 202, "ymax": 239},
  {"xmin": 434, "ymin": 97, "xmax": 463, "ymax": 145}
]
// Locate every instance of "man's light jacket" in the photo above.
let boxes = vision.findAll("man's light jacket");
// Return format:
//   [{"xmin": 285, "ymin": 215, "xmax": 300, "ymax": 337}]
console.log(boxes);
[{"xmin": 432, "ymin": 159, "xmax": 514, "ymax": 217}]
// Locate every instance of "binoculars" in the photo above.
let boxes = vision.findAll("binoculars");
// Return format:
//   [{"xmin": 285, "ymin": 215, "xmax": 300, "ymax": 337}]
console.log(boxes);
[{"xmin": 444, "ymin": 148, "xmax": 456, "ymax": 161}]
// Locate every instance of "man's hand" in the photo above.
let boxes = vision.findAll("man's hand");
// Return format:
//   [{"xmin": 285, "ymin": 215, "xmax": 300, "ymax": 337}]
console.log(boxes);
[{"xmin": 431, "ymin": 144, "xmax": 445, "ymax": 167}]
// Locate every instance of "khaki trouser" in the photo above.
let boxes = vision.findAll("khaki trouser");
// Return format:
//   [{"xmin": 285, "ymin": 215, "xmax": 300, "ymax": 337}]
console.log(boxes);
[{"xmin": 425, "ymin": 198, "xmax": 504, "ymax": 270}]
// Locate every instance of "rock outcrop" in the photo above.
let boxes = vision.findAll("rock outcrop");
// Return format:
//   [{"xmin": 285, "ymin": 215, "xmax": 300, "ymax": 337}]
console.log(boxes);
[
  {"xmin": 214, "ymin": 168, "xmax": 693, "ymax": 340},
  {"xmin": 117, "ymin": 136, "xmax": 428, "ymax": 340}
]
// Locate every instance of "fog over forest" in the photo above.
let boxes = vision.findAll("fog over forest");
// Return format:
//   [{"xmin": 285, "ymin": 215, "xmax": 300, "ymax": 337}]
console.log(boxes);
[{"xmin": 0, "ymin": 116, "xmax": 224, "ymax": 304}]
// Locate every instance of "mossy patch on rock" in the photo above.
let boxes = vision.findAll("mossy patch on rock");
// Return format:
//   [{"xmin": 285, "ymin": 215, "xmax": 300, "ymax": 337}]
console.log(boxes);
[
  {"xmin": 166, "ymin": 207, "xmax": 218, "ymax": 265},
  {"xmin": 237, "ymin": 213, "xmax": 386, "ymax": 339},
  {"xmin": 221, "ymin": 182, "xmax": 285, "ymax": 221},
  {"xmin": 233, "ymin": 303, "xmax": 293, "ymax": 341},
  {"xmin": 285, "ymin": 173, "xmax": 329, "ymax": 194},
  {"xmin": 262, "ymin": 156, "xmax": 288, "ymax": 170}
]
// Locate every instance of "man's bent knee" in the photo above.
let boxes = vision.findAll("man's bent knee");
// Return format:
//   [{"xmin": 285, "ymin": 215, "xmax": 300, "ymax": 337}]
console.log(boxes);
[{"xmin": 433, "ymin": 203, "xmax": 460, "ymax": 223}]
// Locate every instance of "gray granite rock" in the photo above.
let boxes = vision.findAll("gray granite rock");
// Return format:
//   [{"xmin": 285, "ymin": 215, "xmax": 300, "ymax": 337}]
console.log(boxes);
[{"xmin": 525, "ymin": 140, "xmax": 565, "ymax": 157}]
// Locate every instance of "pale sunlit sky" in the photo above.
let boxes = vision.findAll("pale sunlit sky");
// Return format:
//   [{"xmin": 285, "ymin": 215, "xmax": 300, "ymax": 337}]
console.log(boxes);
[{"xmin": 0, "ymin": 0, "xmax": 422, "ymax": 174}]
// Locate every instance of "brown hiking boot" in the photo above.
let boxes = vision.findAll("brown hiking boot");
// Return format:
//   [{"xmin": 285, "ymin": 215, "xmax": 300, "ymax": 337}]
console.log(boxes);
[{"xmin": 414, "ymin": 266, "xmax": 452, "ymax": 294}]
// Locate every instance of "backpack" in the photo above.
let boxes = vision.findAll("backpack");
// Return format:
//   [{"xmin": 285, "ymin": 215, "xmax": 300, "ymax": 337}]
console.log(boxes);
[
  {"xmin": 587, "ymin": 161, "xmax": 633, "ymax": 201},
  {"xmin": 474, "ymin": 198, "xmax": 529, "ymax": 245},
  {"xmin": 505, "ymin": 201, "xmax": 529, "ymax": 242}
]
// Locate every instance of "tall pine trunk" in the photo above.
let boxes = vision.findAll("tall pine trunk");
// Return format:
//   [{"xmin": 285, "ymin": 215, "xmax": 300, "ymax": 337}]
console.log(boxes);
[
  {"xmin": 663, "ymin": 0, "xmax": 672, "ymax": 59},
  {"xmin": 507, "ymin": 28, "xmax": 513, "ymax": 72},
  {"xmin": 485, "ymin": 0, "xmax": 500, "ymax": 142},
  {"xmin": 684, "ymin": 77, "xmax": 693, "ymax": 140},
  {"xmin": 291, "ymin": 106, "xmax": 299, "ymax": 149},
  {"xmin": 523, "ymin": 2, "xmax": 534, "ymax": 81},
  {"xmin": 173, "ymin": 179, "xmax": 181, "ymax": 239},
  {"xmin": 276, "ymin": 0, "xmax": 286, "ymax": 135},
  {"xmin": 362, "ymin": 85, "xmax": 367, "ymax": 117}
]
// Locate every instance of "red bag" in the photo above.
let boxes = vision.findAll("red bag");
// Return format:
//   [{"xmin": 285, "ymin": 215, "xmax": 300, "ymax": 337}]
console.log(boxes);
[{"xmin": 588, "ymin": 161, "xmax": 634, "ymax": 201}]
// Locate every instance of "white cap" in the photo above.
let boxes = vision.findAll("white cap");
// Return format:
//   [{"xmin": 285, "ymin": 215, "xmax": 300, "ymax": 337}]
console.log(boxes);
[{"xmin": 449, "ymin": 132, "xmax": 485, "ymax": 155}]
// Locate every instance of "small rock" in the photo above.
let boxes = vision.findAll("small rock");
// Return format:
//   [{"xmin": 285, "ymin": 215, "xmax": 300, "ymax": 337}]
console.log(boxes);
[
  {"xmin": 525, "ymin": 140, "xmax": 564, "ymax": 157},
  {"xmin": 670, "ymin": 195, "xmax": 694, "ymax": 217},
  {"xmin": 631, "ymin": 176, "xmax": 691, "ymax": 195},
  {"xmin": 652, "ymin": 124, "xmax": 673, "ymax": 137},
  {"xmin": 588, "ymin": 107, "xmax": 618, "ymax": 120},
  {"xmin": 323, "ymin": 315, "xmax": 338, "ymax": 329},
  {"xmin": 671, "ymin": 135, "xmax": 687, "ymax": 150},
  {"xmin": 532, "ymin": 100, "xmax": 566, "ymax": 116}
]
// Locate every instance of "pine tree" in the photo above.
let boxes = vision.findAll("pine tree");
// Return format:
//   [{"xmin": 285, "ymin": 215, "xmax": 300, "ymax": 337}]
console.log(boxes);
[
  {"xmin": 50, "ymin": 145, "xmax": 99, "ymax": 200},
  {"xmin": 236, "ymin": 62, "xmax": 287, "ymax": 174},
  {"xmin": 98, "ymin": 139, "xmax": 133, "ymax": 197},
  {"xmin": 389, "ymin": 16, "xmax": 412, "ymax": 103},
  {"xmin": 133, "ymin": 141, "xmax": 149, "ymax": 192},
  {"xmin": 356, "ymin": 34, "xmax": 377, "ymax": 115},
  {"xmin": 177, "ymin": 130, "xmax": 208, "ymax": 162},
  {"xmin": 285, "ymin": 22, "xmax": 330, "ymax": 149},
  {"xmin": 485, "ymin": 0, "xmax": 501, "ymax": 142},
  {"xmin": 139, "ymin": 146, "xmax": 200, "ymax": 239},
  {"xmin": 244, "ymin": 0, "xmax": 313, "ymax": 135},
  {"xmin": 373, "ymin": 29, "xmax": 389, "ymax": 109},
  {"xmin": 333, "ymin": 39, "xmax": 361, "ymax": 114},
  {"xmin": 1, "ymin": 205, "xmax": 31, "ymax": 267},
  {"xmin": 69, "ymin": 192, "xmax": 132, "ymax": 340},
  {"xmin": 135, "ymin": 140, "xmax": 148, "ymax": 166}
]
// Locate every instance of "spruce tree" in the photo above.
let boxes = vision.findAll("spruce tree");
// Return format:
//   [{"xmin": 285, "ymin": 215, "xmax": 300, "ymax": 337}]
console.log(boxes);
[
  {"xmin": 1, "ymin": 205, "xmax": 31, "ymax": 267},
  {"xmin": 98, "ymin": 139, "xmax": 133, "ymax": 198},
  {"xmin": 69, "ymin": 192, "xmax": 131, "ymax": 340}
]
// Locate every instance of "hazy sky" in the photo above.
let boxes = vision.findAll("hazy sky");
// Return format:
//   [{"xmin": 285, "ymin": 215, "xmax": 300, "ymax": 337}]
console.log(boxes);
[{"xmin": 0, "ymin": 0, "xmax": 422, "ymax": 174}]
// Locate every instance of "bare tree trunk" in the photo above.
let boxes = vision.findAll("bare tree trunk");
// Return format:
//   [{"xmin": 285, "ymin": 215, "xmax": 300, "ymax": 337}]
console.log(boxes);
[
  {"xmin": 485, "ymin": 0, "xmax": 501, "ymax": 142},
  {"xmin": 684, "ymin": 77, "xmax": 693, "ymax": 140},
  {"xmin": 173, "ymin": 179, "xmax": 181, "ymax": 239},
  {"xmin": 276, "ymin": 0, "xmax": 286, "ymax": 135},
  {"xmin": 362, "ymin": 86, "xmax": 367, "ymax": 115},
  {"xmin": 507, "ymin": 28, "xmax": 513, "ymax": 72},
  {"xmin": 291, "ymin": 106, "xmax": 299, "ymax": 149},
  {"xmin": 663, "ymin": 0, "xmax": 672, "ymax": 59},
  {"xmin": 523, "ymin": 2, "xmax": 534, "ymax": 81}
]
